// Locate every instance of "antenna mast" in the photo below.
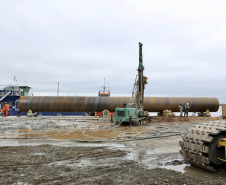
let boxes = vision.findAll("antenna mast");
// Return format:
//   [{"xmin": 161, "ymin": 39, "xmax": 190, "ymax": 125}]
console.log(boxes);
[{"xmin": 57, "ymin": 82, "xmax": 59, "ymax": 96}]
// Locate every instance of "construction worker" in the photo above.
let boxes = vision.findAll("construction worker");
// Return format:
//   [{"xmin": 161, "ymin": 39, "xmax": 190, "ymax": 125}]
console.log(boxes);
[
  {"xmin": 16, "ymin": 107, "xmax": 21, "ymax": 117},
  {"xmin": 184, "ymin": 103, "xmax": 189, "ymax": 117},
  {"xmin": 179, "ymin": 103, "xmax": 183, "ymax": 117},
  {"xmin": 2, "ymin": 102, "xmax": 10, "ymax": 117}
]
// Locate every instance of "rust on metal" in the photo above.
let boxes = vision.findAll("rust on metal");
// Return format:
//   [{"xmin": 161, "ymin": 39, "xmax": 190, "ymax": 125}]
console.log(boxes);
[{"xmin": 19, "ymin": 96, "xmax": 219, "ymax": 112}]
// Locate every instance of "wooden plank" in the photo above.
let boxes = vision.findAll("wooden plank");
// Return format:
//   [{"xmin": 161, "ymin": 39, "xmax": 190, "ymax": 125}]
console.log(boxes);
[{"xmin": 222, "ymin": 105, "xmax": 226, "ymax": 116}]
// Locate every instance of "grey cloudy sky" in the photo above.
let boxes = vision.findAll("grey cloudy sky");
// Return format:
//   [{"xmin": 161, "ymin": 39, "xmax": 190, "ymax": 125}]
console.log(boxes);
[{"xmin": 0, "ymin": 0, "xmax": 226, "ymax": 103}]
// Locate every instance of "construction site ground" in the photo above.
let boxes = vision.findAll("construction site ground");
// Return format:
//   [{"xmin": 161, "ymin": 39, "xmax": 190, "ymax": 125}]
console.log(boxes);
[{"xmin": 0, "ymin": 116, "xmax": 226, "ymax": 185}]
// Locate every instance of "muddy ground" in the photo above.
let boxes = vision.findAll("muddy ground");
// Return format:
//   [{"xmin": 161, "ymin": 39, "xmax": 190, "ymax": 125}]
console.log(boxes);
[{"xmin": 0, "ymin": 116, "xmax": 226, "ymax": 185}]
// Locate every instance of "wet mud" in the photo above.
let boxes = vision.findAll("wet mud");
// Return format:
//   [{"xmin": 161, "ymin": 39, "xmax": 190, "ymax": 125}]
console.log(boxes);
[{"xmin": 0, "ymin": 116, "xmax": 225, "ymax": 184}]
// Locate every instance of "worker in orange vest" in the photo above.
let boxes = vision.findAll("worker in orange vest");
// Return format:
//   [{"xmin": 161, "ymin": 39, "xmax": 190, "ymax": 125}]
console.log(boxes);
[{"xmin": 2, "ymin": 102, "xmax": 10, "ymax": 117}]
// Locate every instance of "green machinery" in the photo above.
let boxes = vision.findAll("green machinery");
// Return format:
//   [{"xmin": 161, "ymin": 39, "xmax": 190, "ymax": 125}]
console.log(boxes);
[{"xmin": 115, "ymin": 42, "xmax": 150, "ymax": 125}]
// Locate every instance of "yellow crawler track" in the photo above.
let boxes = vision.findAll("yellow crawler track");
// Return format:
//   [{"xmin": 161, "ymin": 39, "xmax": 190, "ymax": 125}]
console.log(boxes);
[{"xmin": 180, "ymin": 121, "xmax": 226, "ymax": 172}]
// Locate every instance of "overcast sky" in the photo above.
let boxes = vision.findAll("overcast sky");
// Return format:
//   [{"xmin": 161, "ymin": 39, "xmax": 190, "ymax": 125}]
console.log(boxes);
[{"xmin": 0, "ymin": 0, "xmax": 226, "ymax": 103}]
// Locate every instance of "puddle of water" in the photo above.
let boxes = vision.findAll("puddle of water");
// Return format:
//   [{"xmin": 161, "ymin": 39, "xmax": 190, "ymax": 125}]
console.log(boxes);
[
  {"xmin": 183, "ymin": 165, "xmax": 226, "ymax": 181},
  {"xmin": 0, "ymin": 139, "xmax": 20, "ymax": 146},
  {"xmin": 15, "ymin": 125, "xmax": 156, "ymax": 141},
  {"xmin": 0, "ymin": 131, "xmax": 20, "ymax": 138},
  {"xmin": 124, "ymin": 143, "xmax": 188, "ymax": 173},
  {"xmin": 0, "ymin": 139, "xmax": 73, "ymax": 147},
  {"xmin": 159, "ymin": 159, "xmax": 226, "ymax": 181},
  {"xmin": 49, "ymin": 159, "xmax": 92, "ymax": 167},
  {"xmin": 31, "ymin": 153, "xmax": 45, "ymax": 156},
  {"xmin": 125, "ymin": 146, "xmax": 159, "ymax": 169},
  {"xmin": 156, "ymin": 156, "xmax": 186, "ymax": 173},
  {"xmin": 49, "ymin": 157, "xmax": 117, "ymax": 168},
  {"xmin": 76, "ymin": 159, "xmax": 92, "ymax": 167},
  {"xmin": 0, "ymin": 138, "xmax": 126, "ymax": 149},
  {"xmin": 160, "ymin": 164, "xmax": 187, "ymax": 173},
  {"xmin": 73, "ymin": 142, "xmax": 125, "ymax": 148},
  {"xmin": 13, "ymin": 182, "xmax": 31, "ymax": 185}
]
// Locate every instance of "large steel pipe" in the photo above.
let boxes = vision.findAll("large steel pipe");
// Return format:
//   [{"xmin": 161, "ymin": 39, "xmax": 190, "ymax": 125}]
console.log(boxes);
[{"xmin": 19, "ymin": 96, "xmax": 219, "ymax": 112}]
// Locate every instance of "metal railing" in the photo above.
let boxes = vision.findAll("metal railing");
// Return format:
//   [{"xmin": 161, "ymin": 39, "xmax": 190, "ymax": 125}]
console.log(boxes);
[{"xmin": 0, "ymin": 90, "xmax": 22, "ymax": 97}]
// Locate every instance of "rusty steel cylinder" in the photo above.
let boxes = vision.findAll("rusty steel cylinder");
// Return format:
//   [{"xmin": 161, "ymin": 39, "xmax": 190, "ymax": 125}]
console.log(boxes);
[{"xmin": 19, "ymin": 96, "xmax": 219, "ymax": 113}]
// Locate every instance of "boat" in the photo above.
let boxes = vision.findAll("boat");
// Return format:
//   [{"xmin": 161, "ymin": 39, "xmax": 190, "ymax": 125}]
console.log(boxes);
[
  {"xmin": 98, "ymin": 78, "xmax": 111, "ymax": 97},
  {"xmin": 0, "ymin": 85, "xmax": 85, "ymax": 116},
  {"xmin": 95, "ymin": 79, "xmax": 114, "ymax": 117}
]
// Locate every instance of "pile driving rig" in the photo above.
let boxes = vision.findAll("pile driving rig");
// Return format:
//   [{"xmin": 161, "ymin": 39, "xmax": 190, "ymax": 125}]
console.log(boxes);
[{"xmin": 114, "ymin": 42, "xmax": 151, "ymax": 125}]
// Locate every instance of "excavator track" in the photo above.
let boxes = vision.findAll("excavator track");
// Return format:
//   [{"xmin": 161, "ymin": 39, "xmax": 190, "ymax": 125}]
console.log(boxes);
[{"xmin": 180, "ymin": 121, "xmax": 226, "ymax": 172}]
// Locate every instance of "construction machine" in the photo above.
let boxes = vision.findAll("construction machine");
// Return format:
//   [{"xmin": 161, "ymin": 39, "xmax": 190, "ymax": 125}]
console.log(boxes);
[
  {"xmin": 114, "ymin": 42, "xmax": 151, "ymax": 125},
  {"xmin": 180, "ymin": 122, "xmax": 226, "ymax": 171}
]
